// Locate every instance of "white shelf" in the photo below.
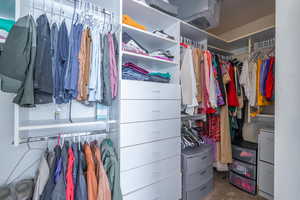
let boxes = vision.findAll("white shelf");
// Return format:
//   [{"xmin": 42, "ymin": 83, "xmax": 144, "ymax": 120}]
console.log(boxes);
[
  {"xmin": 122, "ymin": 50, "xmax": 177, "ymax": 67},
  {"xmin": 19, "ymin": 118, "xmax": 117, "ymax": 131},
  {"xmin": 122, "ymin": 24, "xmax": 177, "ymax": 51},
  {"xmin": 123, "ymin": 0, "xmax": 179, "ymax": 31}
]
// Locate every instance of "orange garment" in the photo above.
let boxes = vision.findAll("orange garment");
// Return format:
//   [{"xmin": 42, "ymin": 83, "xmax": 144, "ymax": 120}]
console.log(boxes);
[
  {"xmin": 256, "ymin": 58, "xmax": 271, "ymax": 106},
  {"xmin": 84, "ymin": 144, "xmax": 98, "ymax": 200},
  {"xmin": 91, "ymin": 144, "xmax": 112, "ymax": 200},
  {"xmin": 77, "ymin": 29, "xmax": 92, "ymax": 101},
  {"xmin": 122, "ymin": 15, "xmax": 146, "ymax": 31}
]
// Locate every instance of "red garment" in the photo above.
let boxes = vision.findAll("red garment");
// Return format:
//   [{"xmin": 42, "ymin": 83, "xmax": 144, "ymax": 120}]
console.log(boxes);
[
  {"xmin": 66, "ymin": 147, "xmax": 75, "ymax": 200},
  {"xmin": 226, "ymin": 65, "xmax": 239, "ymax": 107},
  {"xmin": 265, "ymin": 57, "xmax": 275, "ymax": 100},
  {"xmin": 205, "ymin": 114, "xmax": 221, "ymax": 142}
]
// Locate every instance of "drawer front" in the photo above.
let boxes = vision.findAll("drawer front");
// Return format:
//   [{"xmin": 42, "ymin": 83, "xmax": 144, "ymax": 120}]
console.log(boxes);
[
  {"xmin": 258, "ymin": 161, "xmax": 274, "ymax": 196},
  {"xmin": 183, "ymin": 166, "xmax": 213, "ymax": 191},
  {"xmin": 121, "ymin": 156, "xmax": 181, "ymax": 195},
  {"xmin": 230, "ymin": 159, "xmax": 257, "ymax": 180},
  {"xmin": 229, "ymin": 171, "xmax": 257, "ymax": 195},
  {"xmin": 183, "ymin": 178, "xmax": 213, "ymax": 200},
  {"xmin": 120, "ymin": 100, "xmax": 180, "ymax": 123},
  {"xmin": 182, "ymin": 149, "xmax": 213, "ymax": 175},
  {"xmin": 259, "ymin": 131, "xmax": 274, "ymax": 164},
  {"xmin": 120, "ymin": 137, "xmax": 181, "ymax": 171},
  {"xmin": 123, "ymin": 173, "xmax": 182, "ymax": 200},
  {"xmin": 121, "ymin": 80, "xmax": 181, "ymax": 100},
  {"xmin": 232, "ymin": 145, "xmax": 257, "ymax": 165},
  {"xmin": 120, "ymin": 119, "xmax": 180, "ymax": 147}
]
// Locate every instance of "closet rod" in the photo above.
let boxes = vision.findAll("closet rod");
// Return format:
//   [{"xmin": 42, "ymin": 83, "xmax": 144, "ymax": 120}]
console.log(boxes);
[
  {"xmin": 13, "ymin": 129, "xmax": 116, "ymax": 145},
  {"xmin": 65, "ymin": 0, "xmax": 112, "ymax": 15}
]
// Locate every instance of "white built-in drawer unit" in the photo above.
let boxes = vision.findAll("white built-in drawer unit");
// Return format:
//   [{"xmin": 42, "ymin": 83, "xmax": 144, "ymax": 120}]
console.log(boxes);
[
  {"xmin": 120, "ymin": 137, "xmax": 181, "ymax": 171},
  {"xmin": 123, "ymin": 174, "xmax": 182, "ymax": 200},
  {"xmin": 120, "ymin": 119, "xmax": 180, "ymax": 147},
  {"xmin": 259, "ymin": 130, "xmax": 274, "ymax": 164},
  {"xmin": 258, "ymin": 129, "xmax": 274, "ymax": 200},
  {"xmin": 120, "ymin": 100, "xmax": 180, "ymax": 123},
  {"xmin": 121, "ymin": 156, "xmax": 181, "ymax": 195},
  {"xmin": 121, "ymin": 80, "xmax": 181, "ymax": 100},
  {"xmin": 258, "ymin": 161, "xmax": 274, "ymax": 197}
]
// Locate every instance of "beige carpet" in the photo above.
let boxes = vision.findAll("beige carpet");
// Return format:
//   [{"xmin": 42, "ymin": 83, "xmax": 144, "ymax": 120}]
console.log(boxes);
[{"xmin": 203, "ymin": 172, "xmax": 266, "ymax": 200}]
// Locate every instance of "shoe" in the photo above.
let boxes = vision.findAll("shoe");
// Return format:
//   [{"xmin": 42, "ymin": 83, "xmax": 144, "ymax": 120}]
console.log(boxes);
[{"xmin": 153, "ymin": 30, "xmax": 175, "ymax": 40}]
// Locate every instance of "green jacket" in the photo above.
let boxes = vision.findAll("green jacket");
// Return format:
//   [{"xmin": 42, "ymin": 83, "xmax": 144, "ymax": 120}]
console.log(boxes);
[{"xmin": 101, "ymin": 139, "xmax": 123, "ymax": 200}]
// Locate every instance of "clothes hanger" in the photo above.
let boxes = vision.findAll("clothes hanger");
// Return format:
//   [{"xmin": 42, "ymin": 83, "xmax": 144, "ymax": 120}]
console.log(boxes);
[{"xmin": 5, "ymin": 139, "xmax": 44, "ymax": 184}]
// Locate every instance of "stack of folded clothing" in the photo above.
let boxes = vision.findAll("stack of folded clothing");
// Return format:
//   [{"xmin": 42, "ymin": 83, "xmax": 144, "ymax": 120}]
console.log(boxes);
[
  {"xmin": 122, "ymin": 62, "xmax": 171, "ymax": 83},
  {"xmin": 122, "ymin": 32, "xmax": 149, "ymax": 55},
  {"xmin": 148, "ymin": 72, "xmax": 171, "ymax": 83}
]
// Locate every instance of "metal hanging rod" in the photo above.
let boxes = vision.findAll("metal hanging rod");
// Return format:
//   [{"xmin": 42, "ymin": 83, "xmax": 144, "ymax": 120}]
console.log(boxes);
[
  {"xmin": 14, "ymin": 129, "xmax": 116, "ymax": 145},
  {"xmin": 253, "ymin": 38, "xmax": 275, "ymax": 50},
  {"xmin": 180, "ymin": 36, "xmax": 205, "ymax": 49}
]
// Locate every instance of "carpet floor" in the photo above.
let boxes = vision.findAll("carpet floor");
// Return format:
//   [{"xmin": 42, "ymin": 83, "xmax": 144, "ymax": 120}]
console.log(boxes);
[{"xmin": 202, "ymin": 171, "xmax": 266, "ymax": 200}]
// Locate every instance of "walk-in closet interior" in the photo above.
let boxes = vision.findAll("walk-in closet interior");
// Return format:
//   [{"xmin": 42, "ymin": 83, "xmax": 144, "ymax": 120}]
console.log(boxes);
[{"xmin": 0, "ymin": 0, "xmax": 281, "ymax": 200}]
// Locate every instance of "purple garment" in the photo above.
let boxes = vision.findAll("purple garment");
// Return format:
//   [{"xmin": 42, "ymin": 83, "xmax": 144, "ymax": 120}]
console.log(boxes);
[
  {"xmin": 123, "ymin": 62, "xmax": 149, "ymax": 74},
  {"xmin": 259, "ymin": 60, "xmax": 267, "ymax": 96},
  {"xmin": 202, "ymin": 136, "xmax": 216, "ymax": 161},
  {"xmin": 54, "ymin": 158, "xmax": 62, "ymax": 184},
  {"xmin": 262, "ymin": 58, "xmax": 271, "ymax": 96},
  {"xmin": 152, "ymin": 56, "xmax": 173, "ymax": 61}
]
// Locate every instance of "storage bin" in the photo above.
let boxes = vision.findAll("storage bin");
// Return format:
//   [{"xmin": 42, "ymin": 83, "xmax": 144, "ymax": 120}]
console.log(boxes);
[
  {"xmin": 183, "ymin": 178, "xmax": 213, "ymax": 200},
  {"xmin": 230, "ymin": 159, "xmax": 256, "ymax": 180},
  {"xmin": 232, "ymin": 144, "xmax": 257, "ymax": 165},
  {"xmin": 229, "ymin": 171, "xmax": 256, "ymax": 195},
  {"xmin": 182, "ymin": 145, "xmax": 213, "ymax": 175},
  {"xmin": 183, "ymin": 165, "xmax": 213, "ymax": 191}
]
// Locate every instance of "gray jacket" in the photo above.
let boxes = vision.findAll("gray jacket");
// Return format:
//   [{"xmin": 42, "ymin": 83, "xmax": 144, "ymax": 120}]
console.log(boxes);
[{"xmin": 0, "ymin": 15, "xmax": 37, "ymax": 107}]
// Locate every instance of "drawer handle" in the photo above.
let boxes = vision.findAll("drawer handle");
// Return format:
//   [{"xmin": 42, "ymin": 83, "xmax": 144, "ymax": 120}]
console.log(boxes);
[
  {"xmin": 152, "ymin": 110, "xmax": 160, "ymax": 113},
  {"xmin": 152, "ymin": 90, "xmax": 161, "ymax": 93},
  {"xmin": 152, "ymin": 131, "xmax": 160, "ymax": 134},
  {"xmin": 200, "ymin": 170, "xmax": 207, "ymax": 175},
  {"xmin": 152, "ymin": 197, "xmax": 160, "ymax": 200},
  {"xmin": 200, "ymin": 186, "xmax": 207, "ymax": 191},
  {"xmin": 201, "ymin": 156, "xmax": 208, "ymax": 160}
]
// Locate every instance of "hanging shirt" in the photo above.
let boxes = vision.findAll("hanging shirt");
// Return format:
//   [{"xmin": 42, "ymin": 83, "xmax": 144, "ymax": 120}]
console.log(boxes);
[
  {"xmin": 32, "ymin": 153, "xmax": 50, "ymax": 200},
  {"xmin": 256, "ymin": 58, "xmax": 271, "ymax": 106},
  {"xmin": 66, "ymin": 147, "xmax": 75, "ymax": 200},
  {"xmin": 88, "ymin": 29, "xmax": 102, "ymax": 102},
  {"xmin": 84, "ymin": 143, "xmax": 98, "ymax": 200},
  {"xmin": 226, "ymin": 64, "xmax": 239, "ymax": 107},
  {"xmin": 265, "ymin": 56, "xmax": 275, "ymax": 100},
  {"xmin": 51, "ymin": 23, "xmax": 59, "ymax": 96},
  {"xmin": 192, "ymin": 48, "xmax": 203, "ymax": 102},
  {"xmin": 181, "ymin": 47, "xmax": 198, "ymax": 114},
  {"xmin": 33, "ymin": 14, "xmax": 53, "ymax": 104},
  {"xmin": 108, "ymin": 33, "xmax": 118, "ymax": 99},
  {"xmin": 65, "ymin": 23, "xmax": 83, "ymax": 99},
  {"xmin": 101, "ymin": 35, "xmax": 113, "ymax": 106},
  {"xmin": 55, "ymin": 20, "xmax": 69, "ymax": 104},
  {"xmin": 77, "ymin": 28, "xmax": 92, "ymax": 101}
]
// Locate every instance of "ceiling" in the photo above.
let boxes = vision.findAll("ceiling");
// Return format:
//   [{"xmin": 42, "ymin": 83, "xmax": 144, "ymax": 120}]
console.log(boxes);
[{"xmin": 208, "ymin": 0, "xmax": 275, "ymax": 35}]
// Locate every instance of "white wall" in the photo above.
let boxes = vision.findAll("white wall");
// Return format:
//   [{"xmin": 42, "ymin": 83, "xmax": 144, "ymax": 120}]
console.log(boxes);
[
  {"xmin": 275, "ymin": 0, "xmax": 300, "ymax": 199},
  {"xmin": 0, "ymin": 92, "xmax": 41, "ymax": 185}
]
